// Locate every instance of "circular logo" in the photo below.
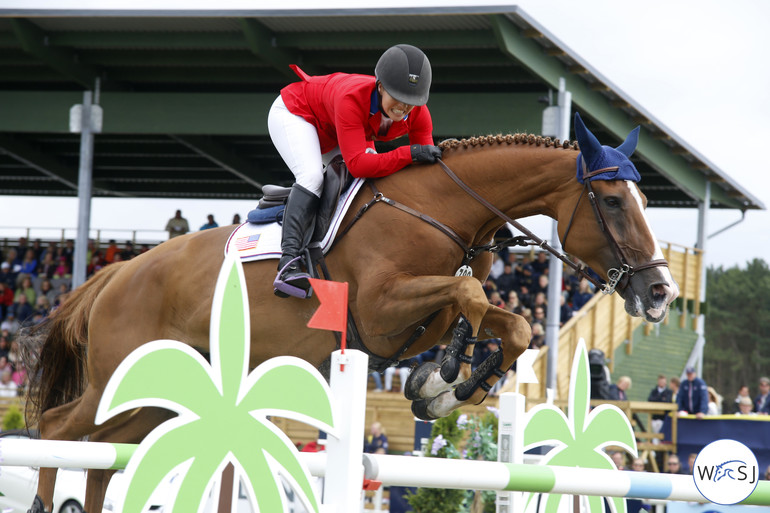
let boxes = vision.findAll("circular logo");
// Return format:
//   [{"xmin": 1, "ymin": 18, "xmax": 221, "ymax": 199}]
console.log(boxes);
[{"xmin": 693, "ymin": 439, "xmax": 758, "ymax": 505}]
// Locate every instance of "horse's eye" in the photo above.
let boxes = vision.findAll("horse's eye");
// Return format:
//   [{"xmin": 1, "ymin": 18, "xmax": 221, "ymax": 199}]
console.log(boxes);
[{"xmin": 604, "ymin": 196, "xmax": 621, "ymax": 209}]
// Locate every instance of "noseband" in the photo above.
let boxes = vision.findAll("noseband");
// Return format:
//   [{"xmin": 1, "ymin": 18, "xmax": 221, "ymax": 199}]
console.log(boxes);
[{"xmin": 560, "ymin": 161, "xmax": 669, "ymax": 294}]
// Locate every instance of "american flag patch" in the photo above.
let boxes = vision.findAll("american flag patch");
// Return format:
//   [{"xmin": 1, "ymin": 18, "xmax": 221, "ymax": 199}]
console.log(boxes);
[{"xmin": 235, "ymin": 234, "xmax": 260, "ymax": 251}]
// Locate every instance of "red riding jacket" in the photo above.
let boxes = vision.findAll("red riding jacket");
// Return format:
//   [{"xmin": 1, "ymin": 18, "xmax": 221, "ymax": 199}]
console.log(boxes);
[{"xmin": 280, "ymin": 65, "xmax": 435, "ymax": 178}]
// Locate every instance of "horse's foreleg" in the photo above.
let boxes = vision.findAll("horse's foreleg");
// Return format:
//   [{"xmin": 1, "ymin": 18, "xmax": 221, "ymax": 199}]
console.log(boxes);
[{"xmin": 412, "ymin": 306, "xmax": 530, "ymax": 420}]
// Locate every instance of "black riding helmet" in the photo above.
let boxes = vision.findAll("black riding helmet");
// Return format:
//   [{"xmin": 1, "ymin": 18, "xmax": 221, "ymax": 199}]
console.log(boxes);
[{"xmin": 375, "ymin": 44, "xmax": 432, "ymax": 106}]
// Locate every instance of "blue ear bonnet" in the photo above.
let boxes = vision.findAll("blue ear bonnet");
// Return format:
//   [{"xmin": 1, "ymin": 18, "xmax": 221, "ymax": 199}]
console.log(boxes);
[{"xmin": 573, "ymin": 112, "xmax": 641, "ymax": 184}]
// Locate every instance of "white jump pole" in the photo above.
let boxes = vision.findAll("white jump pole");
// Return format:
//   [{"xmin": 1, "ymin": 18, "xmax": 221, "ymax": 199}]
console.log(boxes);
[{"xmin": 3, "ymin": 440, "xmax": 770, "ymax": 507}]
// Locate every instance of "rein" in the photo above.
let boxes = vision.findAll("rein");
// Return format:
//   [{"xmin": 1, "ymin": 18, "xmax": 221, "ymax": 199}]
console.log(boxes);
[{"xmin": 435, "ymin": 159, "xmax": 612, "ymax": 292}]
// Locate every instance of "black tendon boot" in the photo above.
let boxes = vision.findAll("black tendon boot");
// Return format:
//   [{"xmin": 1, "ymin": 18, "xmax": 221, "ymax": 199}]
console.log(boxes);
[{"xmin": 273, "ymin": 183, "xmax": 320, "ymax": 298}]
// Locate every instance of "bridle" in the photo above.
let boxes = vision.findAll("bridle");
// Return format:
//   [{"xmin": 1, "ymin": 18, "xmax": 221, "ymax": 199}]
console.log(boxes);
[
  {"xmin": 434, "ymin": 157, "xmax": 668, "ymax": 295},
  {"xmin": 560, "ymin": 158, "xmax": 670, "ymax": 294},
  {"xmin": 336, "ymin": 157, "xmax": 668, "ymax": 296}
]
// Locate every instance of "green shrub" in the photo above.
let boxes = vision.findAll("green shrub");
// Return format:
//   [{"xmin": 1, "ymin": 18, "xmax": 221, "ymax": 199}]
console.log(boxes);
[{"xmin": 3, "ymin": 403, "xmax": 25, "ymax": 431}]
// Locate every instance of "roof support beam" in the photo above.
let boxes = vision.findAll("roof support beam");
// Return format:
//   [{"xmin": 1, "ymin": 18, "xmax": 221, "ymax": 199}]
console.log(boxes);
[
  {"xmin": 238, "ymin": 18, "xmax": 317, "ymax": 78},
  {"xmin": 488, "ymin": 14, "xmax": 742, "ymax": 209},
  {"xmin": 9, "ymin": 19, "xmax": 106, "ymax": 90},
  {"xmin": 170, "ymin": 135, "xmax": 264, "ymax": 191},
  {"xmin": 0, "ymin": 134, "xmax": 78, "ymax": 189}
]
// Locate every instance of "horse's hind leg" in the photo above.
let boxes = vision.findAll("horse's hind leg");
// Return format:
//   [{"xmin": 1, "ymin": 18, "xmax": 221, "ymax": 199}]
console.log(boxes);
[
  {"xmin": 411, "ymin": 306, "xmax": 530, "ymax": 420},
  {"xmin": 84, "ymin": 408, "xmax": 176, "ymax": 513},
  {"xmin": 33, "ymin": 388, "xmax": 102, "ymax": 513}
]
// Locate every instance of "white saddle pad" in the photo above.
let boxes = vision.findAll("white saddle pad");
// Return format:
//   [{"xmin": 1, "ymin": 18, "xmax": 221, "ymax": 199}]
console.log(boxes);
[{"xmin": 224, "ymin": 178, "xmax": 365, "ymax": 262}]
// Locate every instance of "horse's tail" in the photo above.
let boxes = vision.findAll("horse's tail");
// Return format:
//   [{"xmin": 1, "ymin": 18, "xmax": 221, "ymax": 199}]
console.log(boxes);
[{"xmin": 22, "ymin": 262, "xmax": 126, "ymax": 428}]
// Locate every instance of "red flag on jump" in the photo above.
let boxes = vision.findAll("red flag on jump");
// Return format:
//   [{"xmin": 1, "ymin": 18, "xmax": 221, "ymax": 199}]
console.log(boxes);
[{"xmin": 307, "ymin": 279, "xmax": 348, "ymax": 351}]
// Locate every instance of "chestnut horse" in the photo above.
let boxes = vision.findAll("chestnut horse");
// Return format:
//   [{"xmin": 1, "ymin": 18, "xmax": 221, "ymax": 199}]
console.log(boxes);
[{"xmin": 24, "ymin": 114, "xmax": 678, "ymax": 512}]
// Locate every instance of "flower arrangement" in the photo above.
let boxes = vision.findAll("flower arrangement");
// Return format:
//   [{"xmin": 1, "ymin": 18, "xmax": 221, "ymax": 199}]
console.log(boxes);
[{"xmin": 407, "ymin": 408, "xmax": 499, "ymax": 513}]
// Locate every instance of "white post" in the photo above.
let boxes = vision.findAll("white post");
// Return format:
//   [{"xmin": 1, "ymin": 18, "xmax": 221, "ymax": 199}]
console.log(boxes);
[
  {"xmin": 545, "ymin": 77, "xmax": 571, "ymax": 391},
  {"xmin": 496, "ymin": 392, "xmax": 525, "ymax": 513},
  {"xmin": 322, "ymin": 349, "xmax": 368, "ymax": 512}
]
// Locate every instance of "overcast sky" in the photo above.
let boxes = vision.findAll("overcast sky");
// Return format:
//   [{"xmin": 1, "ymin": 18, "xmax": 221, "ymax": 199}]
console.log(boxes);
[{"xmin": 1, "ymin": 0, "xmax": 768, "ymax": 270}]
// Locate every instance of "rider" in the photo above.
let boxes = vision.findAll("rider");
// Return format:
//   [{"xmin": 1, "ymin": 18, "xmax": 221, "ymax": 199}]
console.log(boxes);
[{"xmin": 268, "ymin": 44, "xmax": 442, "ymax": 299}]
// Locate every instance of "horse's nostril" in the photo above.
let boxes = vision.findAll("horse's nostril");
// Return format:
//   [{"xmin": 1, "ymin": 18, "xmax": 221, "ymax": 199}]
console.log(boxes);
[{"xmin": 650, "ymin": 283, "xmax": 670, "ymax": 303}]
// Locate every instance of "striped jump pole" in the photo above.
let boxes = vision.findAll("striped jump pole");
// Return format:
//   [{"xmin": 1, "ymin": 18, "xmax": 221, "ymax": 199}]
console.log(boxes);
[{"xmin": 2, "ymin": 439, "xmax": 769, "ymax": 507}]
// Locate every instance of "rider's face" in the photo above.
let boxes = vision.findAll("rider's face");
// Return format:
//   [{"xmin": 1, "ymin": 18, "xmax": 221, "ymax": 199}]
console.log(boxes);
[{"xmin": 378, "ymin": 84, "xmax": 414, "ymax": 122}]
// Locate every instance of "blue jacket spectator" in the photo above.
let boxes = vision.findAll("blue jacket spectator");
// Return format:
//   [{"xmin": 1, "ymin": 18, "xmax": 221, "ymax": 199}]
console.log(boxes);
[
  {"xmin": 677, "ymin": 367, "xmax": 709, "ymax": 416},
  {"xmin": 754, "ymin": 377, "xmax": 770, "ymax": 414}
]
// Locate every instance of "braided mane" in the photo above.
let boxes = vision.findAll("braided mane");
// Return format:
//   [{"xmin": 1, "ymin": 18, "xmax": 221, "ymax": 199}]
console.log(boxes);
[{"xmin": 438, "ymin": 134, "xmax": 580, "ymax": 153}]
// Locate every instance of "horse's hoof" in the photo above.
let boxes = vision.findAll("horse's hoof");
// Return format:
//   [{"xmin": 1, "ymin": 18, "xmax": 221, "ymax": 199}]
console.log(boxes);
[
  {"xmin": 27, "ymin": 495, "xmax": 51, "ymax": 513},
  {"xmin": 411, "ymin": 398, "xmax": 438, "ymax": 421},
  {"xmin": 405, "ymin": 361, "xmax": 440, "ymax": 400}
]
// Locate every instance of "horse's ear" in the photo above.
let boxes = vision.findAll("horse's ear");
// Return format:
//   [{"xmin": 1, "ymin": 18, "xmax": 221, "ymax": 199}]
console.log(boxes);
[
  {"xmin": 573, "ymin": 112, "xmax": 601, "ymax": 163},
  {"xmin": 616, "ymin": 126, "xmax": 641, "ymax": 157}
]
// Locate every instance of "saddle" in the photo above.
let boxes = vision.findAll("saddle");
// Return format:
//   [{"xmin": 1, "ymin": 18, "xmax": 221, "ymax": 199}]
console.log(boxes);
[{"xmin": 248, "ymin": 155, "xmax": 354, "ymax": 245}]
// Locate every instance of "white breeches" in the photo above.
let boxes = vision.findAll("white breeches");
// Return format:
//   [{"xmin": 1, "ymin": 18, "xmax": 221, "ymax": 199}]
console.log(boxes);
[{"xmin": 268, "ymin": 96, "xmax": 341, "ymax": 197}]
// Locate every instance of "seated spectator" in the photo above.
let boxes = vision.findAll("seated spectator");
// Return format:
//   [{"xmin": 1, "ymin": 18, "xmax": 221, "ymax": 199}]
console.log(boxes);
[
  {"xmin": 54, "ymin": 255, "xmax": 71, "ymax": 278},
  {"xmin": 532, "ymin": 273, "xmax": 549, "ymax": 297},
  {"xmin": 631, "ymin": 457, "xmax": 647, "ymax": 472},
  {"xmin": 488, "ymin": 291, "xmax": 505, "ymax": 308},
  {"xmin": 666, "ymin": 454, "xmax": 687, "ymax": 474},
  {"xmin": 707, "ymin": 386, "xmax": 723, "ymax": 415},
  {"xmin": 9, "ymin": 295, "xmax": 34, "ymax": 324},
  {"xmin": 531, "ymin": 305, "xmax": 546, "ymax": 328},
  {"xmin": 17, "ymin": 249, "xmax": 38, "ymax": 278},
  {"xmin": 0, "ymin": 282, "xmax": 13, "ymax": 319},
  {"xmin": 736, "ymin": 396, "xmax": 756, "ymax": 415},
  {"xmin": 529, "ymin": 323, "xmax": 545, "ymax": 349},
  {"xmin": 120, "ymin": 241, "xmax": 136, "ymax": 261},
  {"xmin": 518, "ymin": 285, "xmax": 533, "ymax": 310},
  {"xmin": 364, "ymin": 422, "xmax": 388, "ymax": 454},
  {"xmin": 6, "ymin": 340, "xmax": 21, "ymax": 370},
  {"xmin": 14, "ymin": 275, "xmax": 36, "ymax": 306},
  {"xmin": 103, "ymin": 240, "xmax": 120, "ymax": 264},
  {"xmin": 515, "ymin": 255, "xmax": 534, "ymax": 289},
  {"xmin": 731, "ymin": 385, "xmax": 751, "ymax": 414},
  {"xmin": 530, "ymin": 251, "xmax": 549, "ymax": 280},
  {"xmin": 200, "ymin": 214, "xmax": 219, "ymax": 230},
  {"xmin": 87, "ymin": 255, "xmax": 104, "ymax": 277},
  {"xmin": 489, "ymin": 253, "xmax": 504, "ymax": 280},
  {"xmin": 369, "ymin": 372, "xmax": 384, "ymax": 393},
  {"xmin": 37, "ymin": 252, "xmax": 57, "ymax": 280},
  {"xmin": 385, "ymin": 358, "xmax": 415, "ymax": 393},
  {"xmin": 34, "ymin": 296, "xmax": 51, "ymax": 318},
  {"xmin": 0, "ymin": 261, "xmax": 16, "ymax": 288},
  {"xmin": 0, "ymin": 368, "xmax": 17, "ymax": 397},
  {"xmin": 559, "ymin": 295, "xmax": 573, "ymax": 326},
  {"xmin": 0, "ymin": 314, "xmax": 20, "ymax": 336},
  {"xmin": 754, "ymin": 377, "xmax": 770, "ymax": 414},
  {"xmin": 609, "ymin": 376, "xmax": 632, "ymax": 401},
  {"xmin": 505, "ymin": 290, "xmax": 524, "ymax": 315},
  {"xmin": 495, "ymin": 262, "xmax": 517, "ymax": 299},
  {"xmin": 39, "ymin": 279, "xmax": 57, "ymax": 305},
  {"xmin": 0, "ymin": 336, "xmax": 9, "ymax": 361},
  {"xmin": 571, "ymin": 278, "xmax": 595, "ymax": 311},
  {"xmin": 609, "ymin": 450, "xmax": 626, "ymax": 470}
]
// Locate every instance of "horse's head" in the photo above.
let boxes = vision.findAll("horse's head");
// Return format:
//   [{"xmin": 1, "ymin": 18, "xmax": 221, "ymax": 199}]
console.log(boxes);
[{"xmin": 560, "ymin": 113, "xmax": 679, "ymax": 323}]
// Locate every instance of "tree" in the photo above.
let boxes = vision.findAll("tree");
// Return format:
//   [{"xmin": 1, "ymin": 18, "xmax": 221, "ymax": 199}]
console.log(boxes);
[{"xmin": 704, "ymin": 258, "xmax": 770, "ymax": 404}]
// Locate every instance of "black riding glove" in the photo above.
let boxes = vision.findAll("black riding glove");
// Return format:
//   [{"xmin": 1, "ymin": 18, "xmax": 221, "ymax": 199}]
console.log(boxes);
[{"xmin": 410, "ymin": 144, "xmax": 442, "ymax": 163}]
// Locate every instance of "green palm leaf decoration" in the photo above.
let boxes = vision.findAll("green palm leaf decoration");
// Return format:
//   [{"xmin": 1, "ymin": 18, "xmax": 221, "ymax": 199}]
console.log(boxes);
[
  {"xmin": 95, "ymin": 255, "xmax": 337, "ymax": 513},
  {"xmin": 522, "ymin": 339, "xmax": 637, "ymax": 513}
]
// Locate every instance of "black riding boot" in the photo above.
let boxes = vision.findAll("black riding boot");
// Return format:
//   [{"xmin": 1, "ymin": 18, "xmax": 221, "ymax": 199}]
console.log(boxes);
[{"xmin": 273, "ymin": 183, "xmax": 320, "ymax": 298}]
